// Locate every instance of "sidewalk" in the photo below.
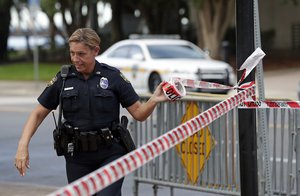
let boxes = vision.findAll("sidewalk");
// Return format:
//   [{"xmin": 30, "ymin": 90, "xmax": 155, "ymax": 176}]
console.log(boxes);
[
  {"xmin": 0, "ymin": 80, "xmax": 47, "ymax": 97},
  {"xmin": 0, "ymin": 182, "xmax": 57, "ymax": 196},
  {"xmin": 0, "ymin": 81, "xmax": 57, "ymax": 196}
]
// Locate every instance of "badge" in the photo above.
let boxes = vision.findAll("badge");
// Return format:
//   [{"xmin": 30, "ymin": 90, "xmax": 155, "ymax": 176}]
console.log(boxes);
[
  {"xmin": 47, "ymin": 76, "xmax": 57, "ymax": 87},
  {"xmin": 120, "ymin": 72, "xmax": 130, "ymax": 83},
  {"xmin": 100, "ymin": 77, "xmax": 109, "ymax": 89}
]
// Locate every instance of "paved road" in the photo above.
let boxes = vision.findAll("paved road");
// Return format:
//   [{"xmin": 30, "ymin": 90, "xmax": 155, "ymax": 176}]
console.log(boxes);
[
  {"xmin": 0, "ymin": 67, "xmax": 299, "ymax": 195},
  {"xmin": 0, "ymin": 115, "xmax": 222, "ymax": 196},
  {"xmin": 0, "ymin": 83, "xmax": 224, "ymax": 196}
]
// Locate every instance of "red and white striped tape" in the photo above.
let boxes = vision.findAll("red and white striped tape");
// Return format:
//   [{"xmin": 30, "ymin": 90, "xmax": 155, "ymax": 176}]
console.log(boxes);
[
  {"xmin": 172, "ymin": 78, "xmax": 256, "ymax": 91},
  {"xmin": 236, "ymin": 47, "xmax": 265, "ymax": 87},
  {"xmin": 48, "ymin": 85, "xmax": 255, "ymax": 196},
  {"xmin": 161, "ymin": 47, "xmax": 264, "ymax": 101},
  {"xmin": 162, "ymin": 80, "xmax": 186, "ymax": 101},
  {"xmin": 48, "ymin": 48, "xmax": 263, "ymax": 195},
  {"xmin": 239, "ymin": 100, "xmax": 300, "ymax": 109},
  {"xmin": 171, "ymin": 77, "xmax": 233, "ymax": 90}
]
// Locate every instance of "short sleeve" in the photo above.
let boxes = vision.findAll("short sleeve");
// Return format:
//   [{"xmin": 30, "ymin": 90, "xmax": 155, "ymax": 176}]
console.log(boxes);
[
  {"xmin": 115, "ymin": 72, "xmax": 140, "ymax": 108},
  {"xmin": 37, "ymin": 73, "xmax": 61, "ymax": 110}
]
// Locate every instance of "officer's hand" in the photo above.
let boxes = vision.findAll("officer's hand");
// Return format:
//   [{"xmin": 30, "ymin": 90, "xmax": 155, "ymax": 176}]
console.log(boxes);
[
  {"xmin": 15, "ymin": 145, "xmax": 30, "ymax": 176},
  {"xmin": 152, "ymin": 82, "xmax": 169, "ymax": 102}
]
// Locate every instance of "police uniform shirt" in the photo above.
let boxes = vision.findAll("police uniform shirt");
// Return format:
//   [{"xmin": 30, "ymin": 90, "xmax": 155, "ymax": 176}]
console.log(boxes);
[{"xmin": 38, "ymin": 61, "xmax": 140, "ymax": 130}]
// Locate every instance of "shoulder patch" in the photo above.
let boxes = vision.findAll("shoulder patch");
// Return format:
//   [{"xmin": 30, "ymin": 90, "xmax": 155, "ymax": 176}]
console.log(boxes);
[
  {"xmin": 47, "ymin": 75, "xmax": 57, "ymax": 87},
  {"xmin": 120, "ymin": 72, "xmax": 130, "ymax": 83}
]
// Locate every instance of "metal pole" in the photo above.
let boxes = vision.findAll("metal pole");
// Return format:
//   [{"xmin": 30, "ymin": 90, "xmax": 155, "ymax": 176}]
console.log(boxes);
[
  {"xmin": 236, "ymin": 1, "xmax": 259, "ymax": 196},
  {"xmin": 29, "ymin": 0, "xmax": 39, "ymax": 83},
  {"xmin": 296, "ymin": 110, "xmax": 300, "ymax": 196},
  {"xmin": 32, "ymin": 19, "xmax": 39, "ymax": 82},
  {"xmin": 286, "ymin": 110, "xmax": 295, "ymax": 196},
  {"xmin": 253, "ymin": 0, "xmax": 272, "ymax": 195}
]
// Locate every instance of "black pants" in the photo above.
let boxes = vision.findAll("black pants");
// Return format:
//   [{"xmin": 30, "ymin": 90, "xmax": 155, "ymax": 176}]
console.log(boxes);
[{"xmin": 65, "ymin": 142, "xmax": 126, "ymax": 196}]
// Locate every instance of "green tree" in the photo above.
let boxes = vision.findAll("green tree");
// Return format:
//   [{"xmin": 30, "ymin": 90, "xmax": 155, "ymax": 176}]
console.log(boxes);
[
  {"xmin": 41, "ymin": 0, "xmax": 101, "ymax": 49},
  {"xmin": 40, "ymin": 0, "xmax": 61, "ymax": 50},
  {"xmin": 102, "ymin": 0, "xmax": 186, "ymax": 43},
  {"xmin": 0, "ymin": 0, "xmax": 13, "ymax": 61},
  {"xmin": 107, "ymin": 0, "xmax": 124, "ymax": 42},
  {"xmin": 57, "ymin": 0, "xmax": 90, "ymax": 36},
  {"xmin": 189, "ymin": 0, "xmax": 298, "ymax": 59},
  {"xmin": 189, "ymin": 0, "xmax": 235, "ymax": 59},
  {"xmin": 135, "ymin": 0, "xmax": 183, "ymax": 34}
]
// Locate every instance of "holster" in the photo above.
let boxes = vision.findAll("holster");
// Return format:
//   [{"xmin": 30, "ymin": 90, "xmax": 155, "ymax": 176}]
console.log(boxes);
[
  {"xmin": 53, "ymin": 128, "xmax": 64, "ymax": 156},
  {"xmin": 53, "ymin": 122, "xmax": 75, "ymax": 156},
  {"xmin": 114, "ymin": 116, "xmax": 136, "ymax": 152}
]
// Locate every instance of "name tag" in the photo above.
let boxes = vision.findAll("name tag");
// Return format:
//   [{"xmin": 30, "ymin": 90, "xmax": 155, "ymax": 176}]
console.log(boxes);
[{"xmin": 64, "ymin": 87, "xmax": 74, "ymax": 91}]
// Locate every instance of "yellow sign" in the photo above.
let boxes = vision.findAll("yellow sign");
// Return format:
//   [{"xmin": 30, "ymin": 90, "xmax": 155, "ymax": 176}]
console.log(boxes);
[{"xmin": 175, "ymin": 102, "xmax": 216, "ymax": 184}]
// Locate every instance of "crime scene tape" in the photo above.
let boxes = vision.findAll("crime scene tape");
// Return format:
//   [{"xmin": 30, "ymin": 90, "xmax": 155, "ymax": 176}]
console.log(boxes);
[
  {"xmin": 48, "ymin": 47, "xmax": 264, "ymax": 195},
  {"xmin": 239, "ymin": 100, "xmax": 300, "ymax": 109},
  {"xmin": 162, "ymin": 47, "xmax": 265, "ymax": 101},
  {"xmin": 48, "ymin": 85, "xmax": 256, "ymax": 196},
  {"xmin": 235, "ymin": 47, "xmax": 265, "ymax": 87}
]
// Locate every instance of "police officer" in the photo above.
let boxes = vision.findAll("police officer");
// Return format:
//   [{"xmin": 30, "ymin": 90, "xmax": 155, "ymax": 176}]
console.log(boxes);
[{"xmin": 14, "ymin": 28, "xmax": 167, "ymax": 195}]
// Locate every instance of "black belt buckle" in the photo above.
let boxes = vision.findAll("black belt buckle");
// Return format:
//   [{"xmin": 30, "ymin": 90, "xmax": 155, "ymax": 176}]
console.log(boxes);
[{"xmin": 101, "ymin": 128, "xmax": 114, "ymax": 146}]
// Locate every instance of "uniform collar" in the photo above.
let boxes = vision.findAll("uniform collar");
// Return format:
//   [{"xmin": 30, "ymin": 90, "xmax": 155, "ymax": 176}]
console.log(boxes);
[
  {"xmin": 70, "ymin": 60, "xmax": 102, "ymax": 79},
  {"xmin": 92, "ymin": 61, "xmax": 102, "ymax": 77}
]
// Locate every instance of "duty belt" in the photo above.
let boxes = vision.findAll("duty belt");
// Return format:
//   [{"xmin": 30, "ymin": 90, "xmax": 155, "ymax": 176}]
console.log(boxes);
[
  {"xmin": 54, "ymin": 117, "xmax": 135, "ymax": 156},
  {"xmin": 75, "ymin": 128, "xmax": 118, "ymax": 152},
  {"xmin": 78, "ymin": 128, "xmax": 117, "ymax": 149}
]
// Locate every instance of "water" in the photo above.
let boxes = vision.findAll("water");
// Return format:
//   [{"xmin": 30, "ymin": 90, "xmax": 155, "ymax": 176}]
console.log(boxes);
[{"xmin": 7, "ymin": 35, "xmax": 65, "ymax": 51}]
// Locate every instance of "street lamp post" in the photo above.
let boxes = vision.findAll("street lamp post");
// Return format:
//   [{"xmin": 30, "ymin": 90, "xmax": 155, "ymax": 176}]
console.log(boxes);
[{"xmin": 28, "ymin": 0, "xmax": 40, "ymax": 83}]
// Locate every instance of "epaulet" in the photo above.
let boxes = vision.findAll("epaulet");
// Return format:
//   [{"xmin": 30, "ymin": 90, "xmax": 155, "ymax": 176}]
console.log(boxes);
[
  {"xmin": 47, "ymin": 65, "xmax": 71, "ymax": 87},
  {"xmin": 100, "ymin": 63, "xmax": 120, "ymax": 72}
]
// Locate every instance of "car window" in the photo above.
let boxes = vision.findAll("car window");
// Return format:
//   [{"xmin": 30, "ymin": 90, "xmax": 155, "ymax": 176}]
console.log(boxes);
[
  {"xmin": 128, "ymin": 45, "xmax": 144, "ymax": 59},
  {"xmin": 147, "ymin": 44, "xmax": 206, "ymax": 59},
  {"xmin": 107, "ymin": 44, "xmax": 144, "ymax": 59},
  {"xmin": 107, "ymin": 45, "xmax": 130, "ymax": 58}
]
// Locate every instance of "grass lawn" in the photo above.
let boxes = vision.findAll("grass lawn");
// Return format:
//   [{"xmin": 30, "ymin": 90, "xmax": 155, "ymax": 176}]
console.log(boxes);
[{"xmin": 0, "ymin": 62, "xmax": 62, "ymax": 81}]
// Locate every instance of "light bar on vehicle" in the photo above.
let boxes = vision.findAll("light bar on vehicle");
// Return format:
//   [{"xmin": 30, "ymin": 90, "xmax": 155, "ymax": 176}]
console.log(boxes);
[{"xmin": 129, "ymin": 34, "xmax": 181, "ymax": 39}]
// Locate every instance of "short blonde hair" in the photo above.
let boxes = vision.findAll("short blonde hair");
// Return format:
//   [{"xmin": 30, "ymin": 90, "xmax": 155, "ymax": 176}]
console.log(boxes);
[{"xmin": 68, "ymin": 28, "xmax": 100, "ymax": 49}]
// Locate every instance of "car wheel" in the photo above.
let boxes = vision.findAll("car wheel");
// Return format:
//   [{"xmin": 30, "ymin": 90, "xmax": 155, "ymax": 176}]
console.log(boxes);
[{"xmin": 148, "ymin": 73, "xmax": 162, "ymax": 93}]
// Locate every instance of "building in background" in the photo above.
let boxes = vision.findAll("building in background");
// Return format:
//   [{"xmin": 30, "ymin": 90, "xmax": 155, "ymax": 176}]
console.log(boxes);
[{"xmin": 259, "ymin": 0, "xmax": 300, "ymax": 54}]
